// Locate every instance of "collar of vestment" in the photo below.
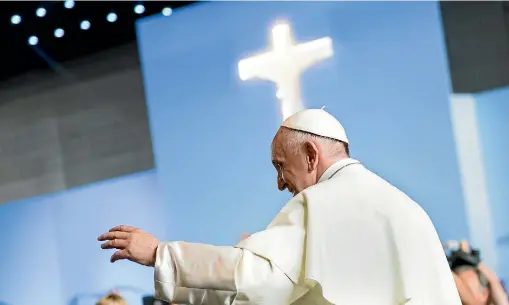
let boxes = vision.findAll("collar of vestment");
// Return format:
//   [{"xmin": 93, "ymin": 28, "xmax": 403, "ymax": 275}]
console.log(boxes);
[{"xmin": 317, "ymin": 158, "xmax": 361, "ymax": 184}]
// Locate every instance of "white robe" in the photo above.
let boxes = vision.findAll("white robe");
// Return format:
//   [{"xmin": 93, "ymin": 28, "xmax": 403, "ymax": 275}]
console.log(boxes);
[{"xmin": 154, "ymin": 158, "xmax": 462, "ymax": 305}]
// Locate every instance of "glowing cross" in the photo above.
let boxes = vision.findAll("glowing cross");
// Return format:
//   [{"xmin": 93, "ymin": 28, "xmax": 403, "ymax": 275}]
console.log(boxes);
[{"xmin": 238, "ymin": 22, "xmax": 334, "ymax": 121}]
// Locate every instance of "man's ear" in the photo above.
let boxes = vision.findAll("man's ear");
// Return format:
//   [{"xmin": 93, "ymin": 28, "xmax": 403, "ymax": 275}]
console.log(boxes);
[{"xmin": 304, "ymin": 141, "xmax": 319, "ymax": 172}]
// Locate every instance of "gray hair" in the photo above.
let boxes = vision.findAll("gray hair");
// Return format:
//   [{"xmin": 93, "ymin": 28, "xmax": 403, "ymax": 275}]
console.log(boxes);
[{"xmin": 275, "ymin": 127, "xmax": 349, "ymax": 157}]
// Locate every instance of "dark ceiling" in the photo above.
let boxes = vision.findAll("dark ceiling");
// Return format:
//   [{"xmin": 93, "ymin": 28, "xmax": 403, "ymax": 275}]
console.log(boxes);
[{"xmin": 0, "ymin": 1, "xmax": 196, "ymax": 83}]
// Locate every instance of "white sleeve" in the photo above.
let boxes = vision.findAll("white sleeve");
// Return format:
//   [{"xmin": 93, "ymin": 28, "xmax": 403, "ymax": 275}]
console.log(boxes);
[{"xmin": 154, "ymin": 241, "xmax": 295, "ymax": 305}]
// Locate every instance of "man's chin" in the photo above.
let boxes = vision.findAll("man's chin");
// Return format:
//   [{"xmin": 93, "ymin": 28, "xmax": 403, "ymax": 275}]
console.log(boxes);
[{"xmin": 287, "ymin": 187, "xmax": 299, "ymax": 197}]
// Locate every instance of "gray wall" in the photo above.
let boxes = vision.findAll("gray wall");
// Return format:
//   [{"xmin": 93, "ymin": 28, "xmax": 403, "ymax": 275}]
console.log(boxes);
[
  {"xmin": 0, "ymin": 42, "xmax": 154, "ymax": 204},
  {"xmin": 441, "ymin": 1, "xmax": 509, "ymax": 93}
]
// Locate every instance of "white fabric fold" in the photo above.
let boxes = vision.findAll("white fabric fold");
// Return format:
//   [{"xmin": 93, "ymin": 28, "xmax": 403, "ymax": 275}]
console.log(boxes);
[{"xmin": 154, "ymin": 242, "xmax": 296, "ymax": 305}]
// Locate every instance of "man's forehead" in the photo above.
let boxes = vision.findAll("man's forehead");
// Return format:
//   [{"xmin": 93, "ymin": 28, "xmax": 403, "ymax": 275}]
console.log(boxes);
[
  {"xmin": 271, "ymin": 128, "xmax": 285, "ymax": 147},
  {"xmin": 271, "ymin": 147, "xmax": 282, "ymax": 159},
  {"xmin": 271, "ymin": 128, "xmax": 287, "ymax": 159},
  {"xmin": 271, "ymin": 148, "xmax": 286, "ymax": 168},
  {"xmin": 271, "ymin": 138, "xmax": 282, "ymax": 155}
]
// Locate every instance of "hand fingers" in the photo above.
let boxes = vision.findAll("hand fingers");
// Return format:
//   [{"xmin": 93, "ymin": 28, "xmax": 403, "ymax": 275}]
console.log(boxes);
[
  {"xmin": 460, "ymin": 240, "xmax": 471, "ymax": 252},
  {"xmin": 109, "ymin": 225, "xmax": 137, "ymax": 233},
  {"xmin": 111, "ymin": 250, "xmax": 129, "ymax": 263},
  {"xmin": 101, "ymin": 239, "xmax": 129, "ymax": 250},
  {"xmin": 444, "ymin": 240, "xmax": 458, "ymax": 249},
  {"xmin": 97, "ymin": 231, "xmax": 130, "ymax": 241}
]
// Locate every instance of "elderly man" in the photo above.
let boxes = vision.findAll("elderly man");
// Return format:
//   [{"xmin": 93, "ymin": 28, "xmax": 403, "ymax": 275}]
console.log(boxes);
[{"xmin": 98, "ymin": 109, "xmax": 461, "ymax": 305}]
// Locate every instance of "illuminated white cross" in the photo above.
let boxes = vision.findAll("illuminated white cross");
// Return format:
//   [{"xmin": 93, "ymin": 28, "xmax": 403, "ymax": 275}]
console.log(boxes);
[{"xmin": 238, "ymin": 22, "xmax": 334, "ymax": 121}]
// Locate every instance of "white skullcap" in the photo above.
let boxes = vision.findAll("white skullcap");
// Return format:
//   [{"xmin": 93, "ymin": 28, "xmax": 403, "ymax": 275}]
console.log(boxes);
[{"xmin": 281, "ymin": 109, "xmax": 349, "ymax": 144}]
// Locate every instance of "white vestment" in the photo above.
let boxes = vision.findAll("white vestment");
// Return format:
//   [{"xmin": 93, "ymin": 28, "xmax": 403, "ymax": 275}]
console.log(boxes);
[{"xmin": 154, "ymin": 158, "xmax": 462, "ymax": 305}]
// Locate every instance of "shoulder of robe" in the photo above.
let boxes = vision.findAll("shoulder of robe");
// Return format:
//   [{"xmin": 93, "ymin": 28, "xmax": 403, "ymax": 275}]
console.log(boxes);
[
  {"xmin": 297, "ymin": 176, "xmax": 347, "ymax": 206},
  {"xmin": 298, "ymin": 165, "xmax": 431, "ymax": 223},
  {"xmin": 267, "ymin": 193, "xmax": 307, "ymax": 228}
]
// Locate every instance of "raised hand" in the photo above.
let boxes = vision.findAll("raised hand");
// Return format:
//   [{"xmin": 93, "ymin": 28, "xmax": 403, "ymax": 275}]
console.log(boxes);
[{"xmin": 98, "ymin": 225, "xmax": 160, "ymax": 266}]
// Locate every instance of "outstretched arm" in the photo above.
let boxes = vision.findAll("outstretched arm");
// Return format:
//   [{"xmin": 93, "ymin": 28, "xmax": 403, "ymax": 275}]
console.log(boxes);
[
  {"xmin": 155, "ymin": 242, "xmax": 295, "ymax": 305},
  {"xmin": 98, "ymin": 198, "xmax": 307, "ymax": 305}
]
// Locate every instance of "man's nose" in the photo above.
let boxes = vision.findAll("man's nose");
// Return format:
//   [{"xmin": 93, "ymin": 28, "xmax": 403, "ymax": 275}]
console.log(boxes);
[{"xmin": 277, "ymin": 175, "xmax": 287, "ymax": 191}]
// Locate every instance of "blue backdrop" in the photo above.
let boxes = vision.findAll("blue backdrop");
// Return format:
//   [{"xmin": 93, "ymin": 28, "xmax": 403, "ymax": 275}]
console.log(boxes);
[
  {"xmin": 0, "ymin": 171, "xmax": 168, "ymax": 305},
  {"xmin": 137, "ymin": 1, "xmax": 468, "ymax": 245},
  {"xmin": 0, "ymin": 1, "xmax": 495, "ymax": 304},
  {"xmin": 475, "ymin": 86, "xmax": 509, "ymax": 282}
]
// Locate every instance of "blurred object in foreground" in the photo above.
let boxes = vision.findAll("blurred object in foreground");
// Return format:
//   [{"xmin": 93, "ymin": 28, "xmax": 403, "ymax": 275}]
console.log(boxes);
[
  {"xmin": 142, "ymin": 295, "xmax": 170, "ymax": 305},
  {"xmin": 97, "ymin": 293, "xmax": 128, "ymax": 305}
]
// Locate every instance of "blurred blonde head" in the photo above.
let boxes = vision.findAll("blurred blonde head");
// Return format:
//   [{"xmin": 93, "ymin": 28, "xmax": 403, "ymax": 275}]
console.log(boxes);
[{"xmin": 96, "ymin": 293, "xmax": 128, "ymax": 305}]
